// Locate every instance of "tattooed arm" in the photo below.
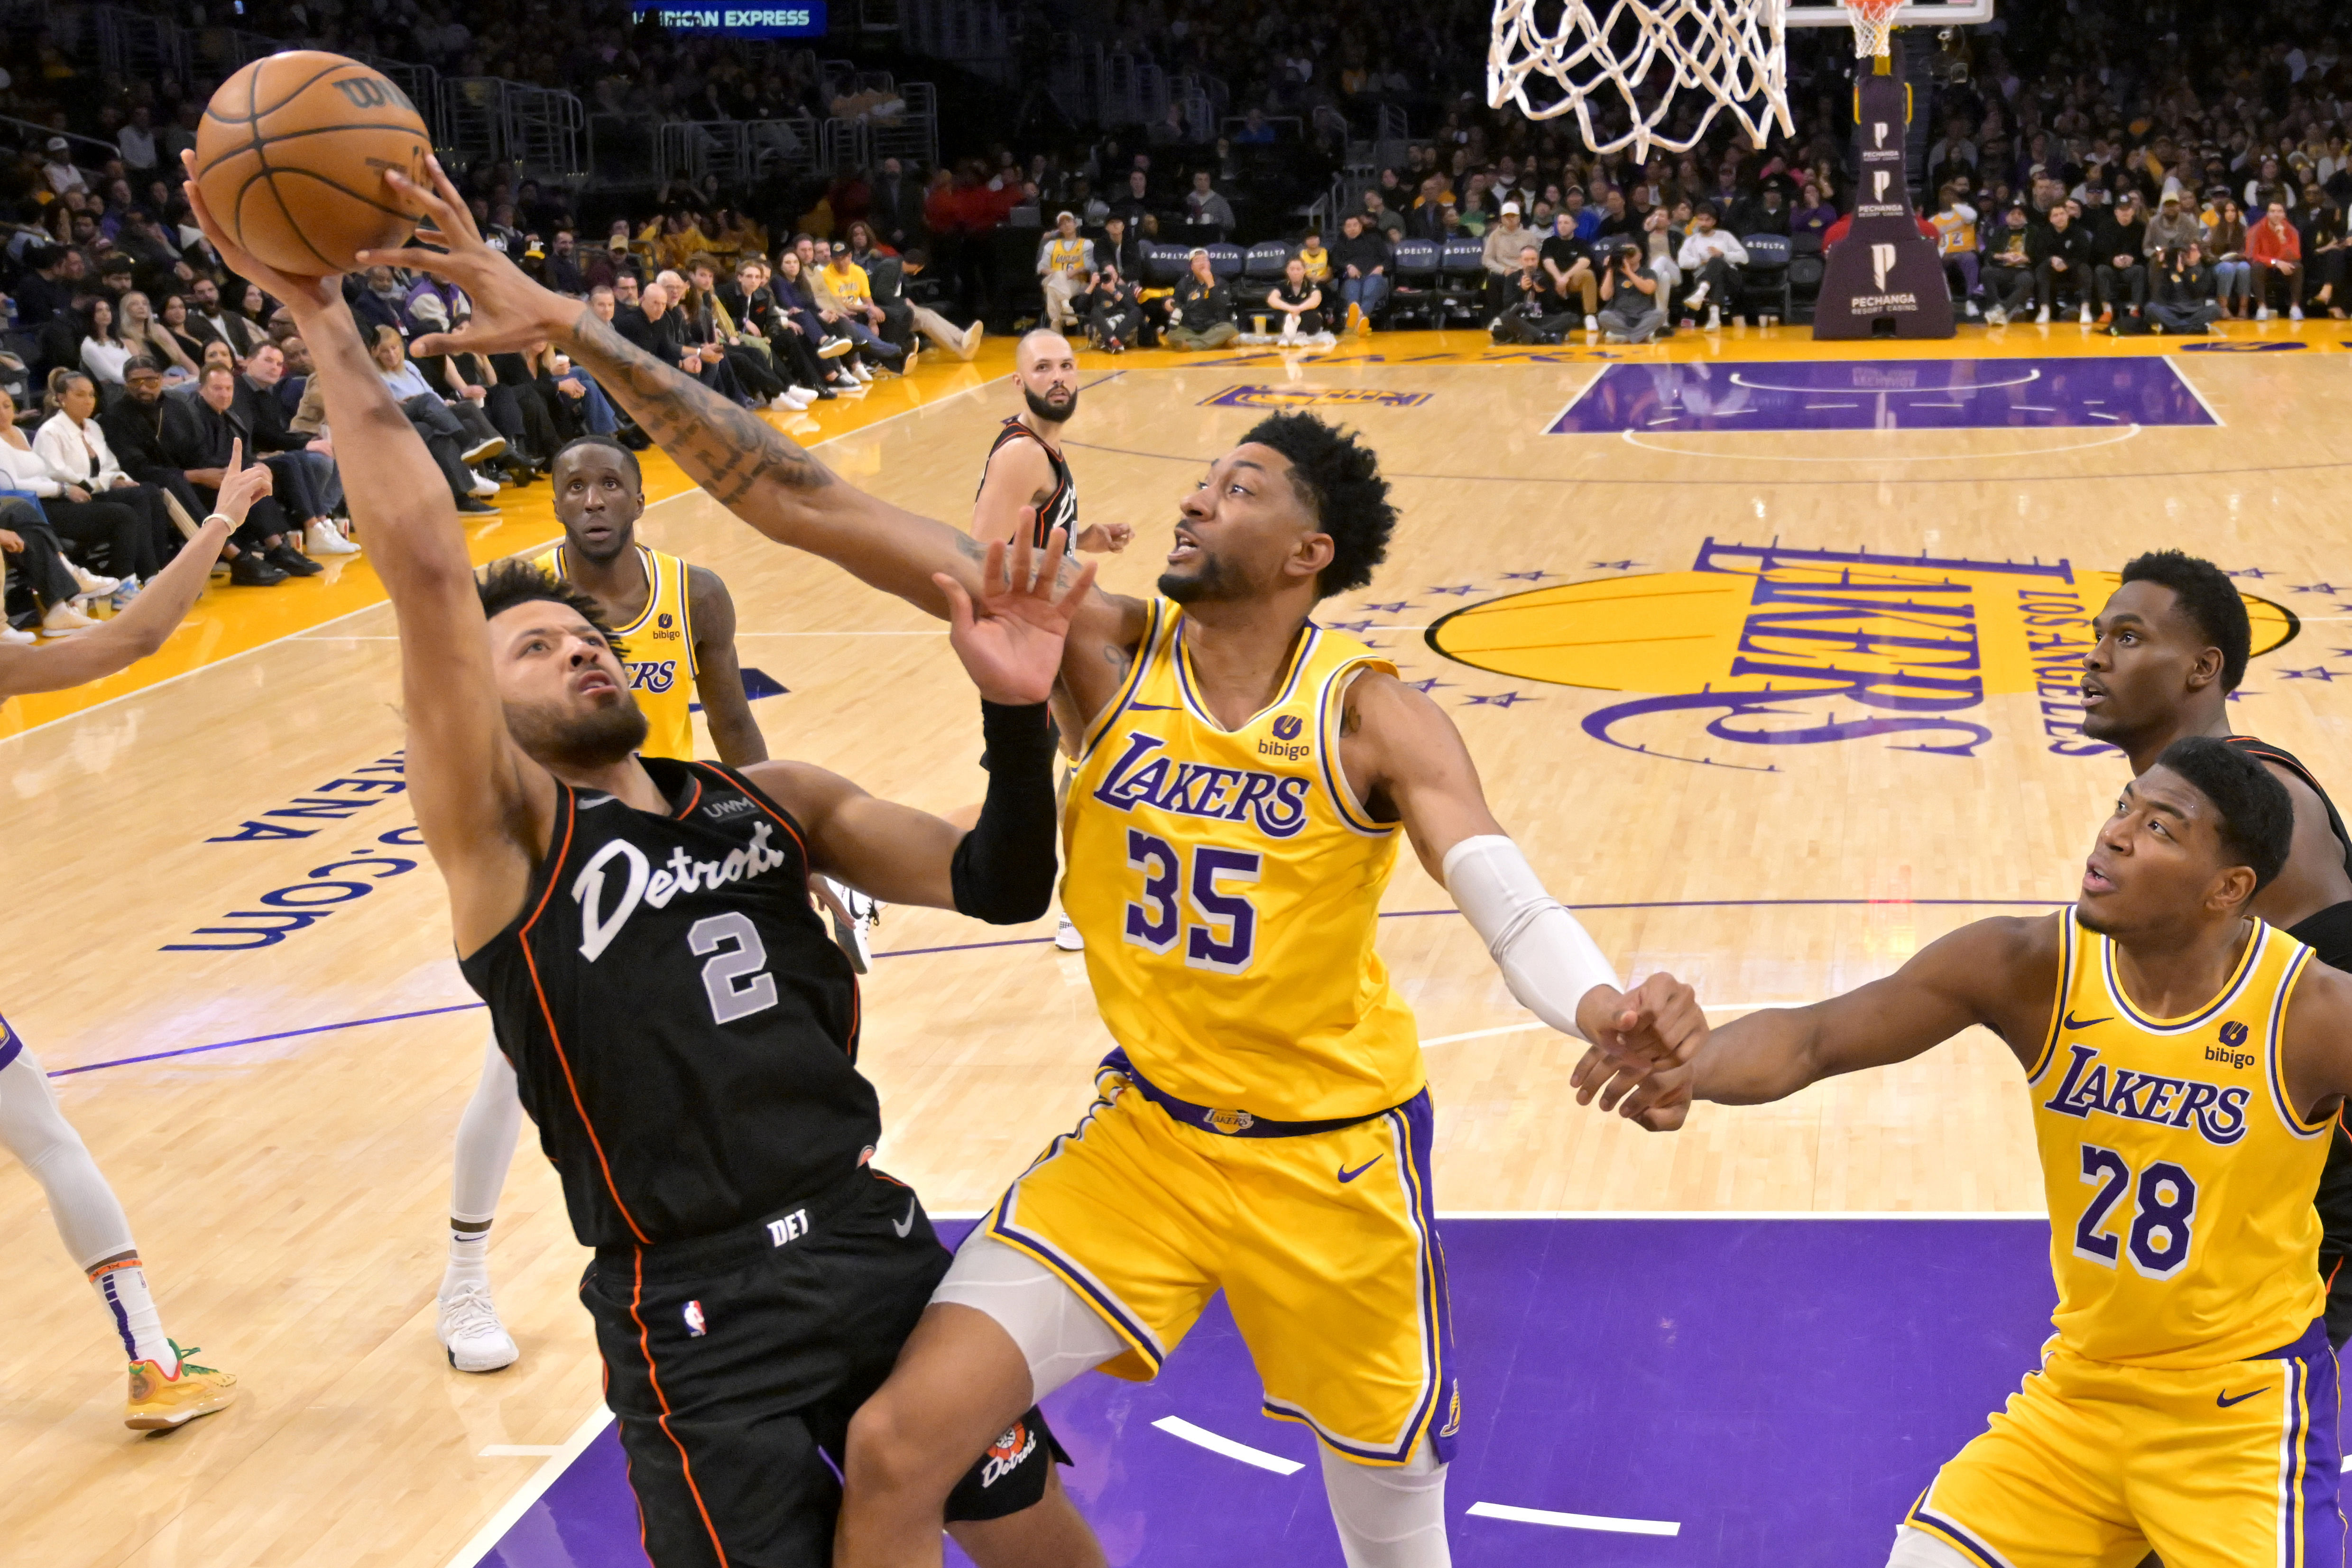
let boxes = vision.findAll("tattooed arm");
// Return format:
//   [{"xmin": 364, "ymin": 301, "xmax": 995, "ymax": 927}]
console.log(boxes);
[{"xmin": 364, "ymin": 160, "xmax": 1150, "ymax": 721}]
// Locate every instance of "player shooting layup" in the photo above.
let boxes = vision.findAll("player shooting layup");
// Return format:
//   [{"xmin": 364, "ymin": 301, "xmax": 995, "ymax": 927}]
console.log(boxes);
[
  {"xmin": 1585, "ymin": 738, "xmax": 2352, "ymax": 1567},
  {"xmin": 187, "ymin": 165, "xmax": 1105, "ymax": 1565},
  {"xmin": 373, "ymin": 160, "xmax": 1704, "ymax": 1568},
  {"xmin": 0, "ymin": 449, "xmax": 270, "ymax": 1428}
]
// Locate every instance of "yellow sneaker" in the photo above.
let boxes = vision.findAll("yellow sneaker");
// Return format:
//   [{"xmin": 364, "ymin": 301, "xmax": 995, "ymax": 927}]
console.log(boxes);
[{"xmin": 126, "ymin": 1343, "xmax": 238, "ymax": 1430}]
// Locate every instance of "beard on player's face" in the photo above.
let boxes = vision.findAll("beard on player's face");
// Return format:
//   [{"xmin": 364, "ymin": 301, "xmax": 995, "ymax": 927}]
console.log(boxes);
[
  {"xmin": 1024, "ymin": 384, "xmax": 1077, "ymax": 422},
  {"xmin": 1158, "ymin": 546, "xmax": 1248, "ymax": 604},
  {"xmin": 504, "ymin": 692, "xmax": 649, "ymax": 772}
]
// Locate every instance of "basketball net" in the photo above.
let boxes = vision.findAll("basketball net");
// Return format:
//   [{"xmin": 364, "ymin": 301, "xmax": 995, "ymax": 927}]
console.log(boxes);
[
  {"xmin": 1486, "ymin": 0, "xmax": 1794, "ymax": 162},
  {"xmin": 1842, "ymin": 0, "xmax": 1902, "ymax": 57}
]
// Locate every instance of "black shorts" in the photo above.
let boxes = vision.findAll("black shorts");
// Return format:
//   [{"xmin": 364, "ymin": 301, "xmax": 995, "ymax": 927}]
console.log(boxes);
[{"xmin": 581, "ymin": 1168, "xmax": 1065, "ymax": 1567}]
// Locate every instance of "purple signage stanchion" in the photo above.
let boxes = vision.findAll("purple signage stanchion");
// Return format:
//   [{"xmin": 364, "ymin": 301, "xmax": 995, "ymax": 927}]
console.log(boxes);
[{"xmin": 1813, "ymin": 41, "xmax": 1955, "ymax": 341}]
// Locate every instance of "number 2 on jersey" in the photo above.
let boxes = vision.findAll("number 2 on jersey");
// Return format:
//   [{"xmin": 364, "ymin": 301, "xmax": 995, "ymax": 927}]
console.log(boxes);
[
  {"xmin": 1124, "ymin": 829, "xmax": 1261, "ymax": 974},
  {"xmin": 2074, "ymin": 1143, "xmax": 2198, "ymax": 1280}
]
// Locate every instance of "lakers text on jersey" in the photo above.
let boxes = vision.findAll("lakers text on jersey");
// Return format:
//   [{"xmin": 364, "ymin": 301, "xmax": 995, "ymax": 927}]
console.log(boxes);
[
  {"xmin": 536, "ymin": 543, "xmax": 699, "ymax": 761},
  {"xmin": 1907, "ymin": 912, "xmax": 2345, "ymax": 1567},
  {"xmin": 985, "ymin": 602, "xmax": 1461, "ymax": 1468}
]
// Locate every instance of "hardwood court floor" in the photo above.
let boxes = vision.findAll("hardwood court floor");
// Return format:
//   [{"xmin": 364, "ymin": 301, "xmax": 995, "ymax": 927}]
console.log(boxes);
[{"xmin": 7, "ymin": 318, "xmax": 2352, "ymax": 1566}]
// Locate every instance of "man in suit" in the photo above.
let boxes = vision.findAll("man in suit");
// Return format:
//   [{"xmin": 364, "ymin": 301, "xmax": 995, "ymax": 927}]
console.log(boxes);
[
  {"xmin": 872, "ymin": 157, "xmax": 928, "ymax": 253},
  {"xmin": 238, "ymin": 340, "xmax": 346, "ymax": 552},
  {"xmin": 184, "ymin": 275, "xmax": 263, "ymax": 362},
  {"xmin": 102, "ymin": 358, "xmax": 295, "ymax": 584}
]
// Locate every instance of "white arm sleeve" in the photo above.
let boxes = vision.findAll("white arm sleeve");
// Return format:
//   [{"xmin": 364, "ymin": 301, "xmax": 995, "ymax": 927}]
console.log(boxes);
[{"xmin": 1442, "ymin": 834, "xmax": 1619, "ymax": 1042}]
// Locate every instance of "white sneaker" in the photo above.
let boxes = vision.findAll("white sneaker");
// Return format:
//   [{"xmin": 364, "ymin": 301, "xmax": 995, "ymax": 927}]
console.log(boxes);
[
  {"xmin": 460, "ymin": 435, "xmax": 507, "ymax": 465},
  {"xmin": 1584, "ymin": 314, "xmax": 1598, "ymax": 331},
  {"xmin": 40, "ymin": 601, "xmax": 98, "ymax": 635},
  {"xmin": 904, "ymin": 344, "xmax": 920, "ymax": 373},
  {"xmin": 850, "ymin": 363, "xmax": 874, "ymax": 384},
  {"xmin": 1986, "ymin": 306, "xmax": 2007, "ymax": 326},
  {"xmin": 436, "ymin": 1281, "xmax": 519, "ymax": 1374},
  {"xmin": 2291, "ymin": 305, "xmax": 2305, "ymax": 322},
  {"xmin": 109, "ymin": 576, "xmax": 142, "ymax": 609},
  {"xmin": 789, "ymin": 386, "xmax": 823, "ymax": 404},
  {"xmin": 305, "ymin": 520, "xmax": 359, "ymax": 555},
  {"xmin": 1705, "ymin": 304, "xmax": 1722, "ymax": 330},
  {"xmin": 824, "ymin": 877, "xmax": 877, "ymax": 972},
  {"xmin": 70, "ymin": 566, "xmax": 120, "ymax": 600},
  {"xmin": 470, "ymin": 472, "xmax": 502, "ymax": 498},
  {"xmin": 0, "ymin": 624, "xmax": 34, "ymax": 644},
  {"xmin": 2035, "ymin": 306, "xmax": 2051, "ymax": 324},
  {"xmin": 960, "ymin": 321, "xmax": 985, "ymax": 359},
  {"xmin": 1054, "ymin": 915, "xmax": 1084, "ymax": 952},
  {"xmin": 1965, "ymin": 300, "xmax": 1981, "ymax": 317},
  {"xmin": 817, "ymin": 336, "xmax": 855, "ymax": 359},
  {"xmin": 1685, "ymin": 282, "xmax": 1710, "ymax": 306},
  {"xmin": 2079, "ymin": 305, "xmax": 2092, "ymax": 324},
  {"xmin": 2257, "ymin": 305, "xmax": 2272, "ymax": 321}
]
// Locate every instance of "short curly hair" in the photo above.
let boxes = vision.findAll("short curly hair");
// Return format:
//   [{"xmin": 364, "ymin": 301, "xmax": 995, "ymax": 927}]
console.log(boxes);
[
  {"xmin": 2120, "ymin": 550, "xmax": 2250, "ymax": 691},
  {"xmin": 1238, "ymin": 412, "xmax": 1395, "ymax": 598},
  {"xmin": 476, "ymin": 557, "xmax": 629, "ymax": 660}
]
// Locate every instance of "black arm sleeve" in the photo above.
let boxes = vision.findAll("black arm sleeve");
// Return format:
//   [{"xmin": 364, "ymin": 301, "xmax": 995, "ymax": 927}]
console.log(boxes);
[{"xmin": 950, "ymin": 700, "xmax": 1060, "ymax": 924}]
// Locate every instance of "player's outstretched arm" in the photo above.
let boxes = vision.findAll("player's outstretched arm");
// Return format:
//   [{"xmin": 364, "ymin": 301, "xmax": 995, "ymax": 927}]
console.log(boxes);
[
  {"xmin": 1344, "ymin": 668, "xmax": 1707, "ymax": 1088},
  {"xmin": 360, "ymin": 162, "xmax": 1146, "ymax": 712},
  {"xmin": 0, "ymin": 454, "xmax": 263, "ymax": 698},
  {"xmin": 184, "ymin": 156, "xmax": 553, "ymax": 950},
  {"xmin": 742, "ymin": 531, "xmax": 1092, "ymax": 917}
]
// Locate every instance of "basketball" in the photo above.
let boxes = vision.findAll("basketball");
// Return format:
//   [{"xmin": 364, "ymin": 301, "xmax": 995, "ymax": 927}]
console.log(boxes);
[{"xmin": 191, "ymin": 51, "xmax": 431, "ymax": 277}]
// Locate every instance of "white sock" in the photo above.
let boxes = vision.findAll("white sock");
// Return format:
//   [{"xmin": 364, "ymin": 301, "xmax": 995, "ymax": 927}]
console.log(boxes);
[
  {"xmin": 444, "ymin": 1225, "xmax": 491, "ymax": 1293},
  {"xmin": 90, "ymin": 1257, "xmax": 175, "ymax": 1371}
]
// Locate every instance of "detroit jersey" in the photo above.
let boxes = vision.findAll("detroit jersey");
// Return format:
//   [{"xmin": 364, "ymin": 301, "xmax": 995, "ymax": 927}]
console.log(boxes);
[
  {"xmin": 2030, "ymin": 908, "xmax": 2326, "ymax": 1366},
  {"xmin": 457, "ymin": 760, "xmax": 872, "ymax": 1248},
  {"xmin": 979, "ymin": 420, "xmax": 1077, "ymax": 550},
  {"xmin": 535, "ymin": 542, "xmax": 699, "ymax": 761},
  {"xmin": 1060, "ymin": 599, "xmax": 1420, "ymax": 1122}
]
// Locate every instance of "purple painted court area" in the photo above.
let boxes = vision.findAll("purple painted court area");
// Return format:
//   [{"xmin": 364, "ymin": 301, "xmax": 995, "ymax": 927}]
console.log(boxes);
[
  {"xmin": 478, "ymin": 1218, "xmax": 2054, "ymax": 1567},
  {"xmin": 1550, "ymin": 357, "xmax": 2217, "ymax": 434}
]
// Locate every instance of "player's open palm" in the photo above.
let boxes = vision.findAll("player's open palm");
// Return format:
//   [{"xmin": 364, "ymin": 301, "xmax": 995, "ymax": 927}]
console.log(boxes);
[
  {"xmin": 362, "ymin": 158, "xmax": 575, "ymax": 356},
  {"xmin": 935, "ymin": 520, "xmax": 1097, "ymax": 706}
]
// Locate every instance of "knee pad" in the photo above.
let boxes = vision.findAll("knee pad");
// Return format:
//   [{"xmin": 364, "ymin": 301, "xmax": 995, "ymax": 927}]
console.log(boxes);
[{"xmin": 1320, "ymin": 1440, "xmax": 1449, "ymax": 1568}]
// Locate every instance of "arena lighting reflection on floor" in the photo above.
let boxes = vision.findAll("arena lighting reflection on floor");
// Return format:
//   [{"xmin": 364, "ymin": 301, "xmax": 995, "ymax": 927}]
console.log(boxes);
[
  {"xmin": 470, "ymin": 1217, "xmax": 2056, "ymax": 1567},
  {"xmin": 1549, "ymin": 357, "xmax": 2219, "ymax": 434}
]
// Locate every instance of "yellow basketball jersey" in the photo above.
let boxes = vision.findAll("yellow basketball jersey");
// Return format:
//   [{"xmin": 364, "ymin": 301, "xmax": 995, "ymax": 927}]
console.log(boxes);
[
  {"xmin": 2029, "ymin": 909, "xmax": 2326, "ymax": 1368},
  {"xmin": 1061, "ymin": 600, "xmax": 1420, "ymax": 1123},
  {"xmin": 534, "ymin": 542, "xmax": 699, "ymax": 762}
]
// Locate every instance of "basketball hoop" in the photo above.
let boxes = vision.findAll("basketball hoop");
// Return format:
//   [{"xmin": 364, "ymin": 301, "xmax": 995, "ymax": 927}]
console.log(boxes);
[
  {"xmin": 1486, "ymin": 0, "xmax": 1793, "ymax": 162},
  {"xmin": 1840, "ymin": 0, "xmax": 1904, "ymax": 55}
]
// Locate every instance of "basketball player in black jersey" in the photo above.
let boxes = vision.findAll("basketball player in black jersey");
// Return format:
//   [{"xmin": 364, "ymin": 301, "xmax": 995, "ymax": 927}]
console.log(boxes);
[
  {"xmin": 2081, "ymin": 549, "xmax": 2352, "ymax": 1347},
  {"xmin": 971, "ymin": 329, "xmax": 1131, "ymax": 556},
  {"xmin": 185, "ymin": 169, "xmax": 1106, "ymax": 1567}
]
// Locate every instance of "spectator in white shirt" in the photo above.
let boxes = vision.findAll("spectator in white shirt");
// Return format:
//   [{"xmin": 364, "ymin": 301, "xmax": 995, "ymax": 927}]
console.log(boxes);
[
  {"xmin": 40, "ymin": 136, "xmax": 85, "ymax": 197},
  {"xmin": 77, "ymin": 299, "xmax": 130, "ymax": 386},
  {"xmin": 116, "ymin": 106, "xmax": 158, "ymax": 176},
  {"xmin": 1185, "ymin": 171, "xmax": 1236, "ymax": 236},
  {"xmin": 1675, "ymin": 205, "xmax": 1748, "ymax": 327}
]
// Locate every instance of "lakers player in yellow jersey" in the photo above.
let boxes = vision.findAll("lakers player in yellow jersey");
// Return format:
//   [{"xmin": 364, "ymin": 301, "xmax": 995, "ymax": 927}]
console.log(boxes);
[
  {"xmin": 435, "ymin": 433, "xmax": 780, "ymax": 1374},
  {"xmin": 380, "ymin": 181, "xmax": 1705, "ymax": 1568},
  {"xmin": 1592, "ymin": 737, "xmax": 2352, "ymax": 1568}
]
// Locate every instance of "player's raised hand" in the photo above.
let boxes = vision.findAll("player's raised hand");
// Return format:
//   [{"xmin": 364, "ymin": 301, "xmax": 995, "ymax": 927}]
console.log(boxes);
[
  {"xmin": 210, "ymin": 439, "xmax": 276, "ymax": 527},
  {"xmin": 360, "ymin": 158, "xmax": 577, "ymax": 355},
  {"xmin": 177, "ymin": 151, "xmax": 341, "ymax": 313},
  {"xmin": 1077, "ymin": 522, "xmax": 1134, "ymax": 554},
  {"xmin": 934, "ymin": 519, "xmax": 1098, "ymax": 706}
]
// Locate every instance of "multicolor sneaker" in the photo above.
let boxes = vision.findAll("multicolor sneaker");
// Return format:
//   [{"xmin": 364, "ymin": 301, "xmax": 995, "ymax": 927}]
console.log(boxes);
[{"xmin": 126, "ymin": 1343, "xmax": 238, "ymax": 1430}]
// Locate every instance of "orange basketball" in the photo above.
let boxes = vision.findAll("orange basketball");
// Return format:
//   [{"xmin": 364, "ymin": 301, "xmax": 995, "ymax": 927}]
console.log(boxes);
[{"xmin": 192, "ymin": 51, "xmax": 432, "ymax": 277}]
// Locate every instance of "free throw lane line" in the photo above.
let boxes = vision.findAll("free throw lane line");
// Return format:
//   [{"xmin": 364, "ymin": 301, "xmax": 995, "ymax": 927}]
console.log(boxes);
[
  {"xmin": 1467, "ymin": 1500, "xmax": 1681, "ymax": 1536},
  {"xmin": 1151, "ymin": 1416, "xmax": 1306, "ymax": 1475}
]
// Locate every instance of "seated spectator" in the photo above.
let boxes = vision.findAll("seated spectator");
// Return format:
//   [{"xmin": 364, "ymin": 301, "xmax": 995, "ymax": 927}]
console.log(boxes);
[
  {"xmin": 1330, "ymin": 213, "xmax": 1393, "ymax": 330},
  {"xmin": 1109, "ymin": 168, "xmax": 1153, "ymax": 230},
  {"xmin": 34, "ymin": 368, "xmax": 181, "ymax": 594},
  {"xmin": 1297, "ymin": 229, "xmax": 1331, "ymax": 287},
  {"xmin": 1362, "ymin": 190, "xmax": 1406, "ymax": 244},
  {"xmin": 1085, "ymin": 265, "xmax": 1144, "ymax": 353},
  {"xmin": 525, "ymin": 340, "xmax": 621, "ymax": 438},
  {"xmin": 367, "ymin": 327, "xmax": 505, "ymax": 516},
  {"xmin": 2147, "ymin": 242, "xmax": 2220, "ymax": 334},
  {"xmin": 1738, "ymin": 184, "xmax": 1794, "ymax": 237},
  {"xmin": 2297, "ymin": 184, "xmax": 2347, "ymax": 317},
  {"xmin": 0, "ymin": 493, "xmax": 107, "ymax": 639},
  {"xmin": 2204, "ymin": 196, "xmax": 2253, "ymax": 317},
  {"xmin": 353, "ymin": 266, "xmax": 412, "ymax": 342},
  {"xmin": 1097, "ymin": 214, "xmax": 1144, "ymax": 287},
  {"xmin": 896, "ymin": 251, "xmax": 987, "ymax": 358},
  {"xmin": 810, "ymin": 241, "xmax": 905, "ymax": 380},
  {"xmin": 1035, "ymin": 211, "xmax": 1096, "ymax": 333},
  {"xmin": 118, "ymin": 289, "xmax": 195, "ymax": 383},
  {"xmin": 2092, "ymin": 191, "xmax": 2149, "ymax": 325},
  {"xmin": 184, "ymin": 275, "xmax": 263, "ymax": 362},
  {"xmin": 1264, "ymin": 256, "xmax": 1329, "ymax": 346},
  {"xmin": 2145, "ymin": 192, "xmax": 2204, "ymax": 271},
  {"xmin": 1791, "ymin": 182, "xmax": 1837, "ymax": 247},
  {"xmin": 1929, "ymin": 184, "xmax": 1983, "ymax": 317},
  {"xmin": 1982, "ymin": 202, "xmax": 2038, "ymax": 325},
  {"xmin": 1674, "ymin": 205, "xmax": 1746, "ymax": 327},
  {"xmin": 41, "ymin": 137, "xmax": 86, "ymax": 197},
  {"xmin": 175, "ymin": 364, "xmax": 321, "ymax": 579},
  {"xmin": 77, "ymin": 297, "xmax": 131, "ymax": 386},
  {"xmin": 1541, "ymin": 210, "xmax": 1598, "ymax": 325},
  {"xmin": 236, "ymin": 341, "xmax": 346, "ymax": 552},
  {"xmin": 1596, "ymin": 240, "xmax": 1667, "ymax": 344},
  {"xmin": 2035, "ymin": 203, "xmax": 2098, "ymax": 323},
  {"xmin": 1185, "ymin": 171, "xmax": 1236, "ymax": 237},
  {"xmin": 723, "ymin": 257, "xmax": 833, "ymax": 399},
  {"xmin": 770, "ymin": 253, "xmax": 857, "ymax": 392},
  {"xmin": 1166, "ymin": 249, "xmax": 1238, "ymax": 350},
  {"xmin": 1491, "ymin": 243, "xmax": 1574, "ymax": 343},
  {"xmin": 2247, "ymin": 199, "xmax": 2305, "ymax": 320},
  {"xmin": 1481, "ymin": 202, "xmax": 1537, "ymax": 315},
  {"xmin": 678, "ymin": 256, "xmax": 800, "ymax": 409}
]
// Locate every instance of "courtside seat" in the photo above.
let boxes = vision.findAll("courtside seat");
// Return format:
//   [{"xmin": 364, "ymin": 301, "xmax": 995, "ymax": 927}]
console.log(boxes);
[
  {"xmin": 1386, "ymin": 238, "xmax": 1442, "ymax": 328},
  {"xmin": 1736, "ymin": 233, "xmax": 1792, "ymax": 322},
  {"xmin": 1206, "ymin": 243, "xmax": 1245, "ymax": 282},
  {"xmin": 1437, "ymin": 238, "xmax": 1487, "ymax": 323},
  {"xmin": 1243, "ymin": 240, "xmax": 1293, "ymax": 284},
  {"xmin": 1141, "ymin": 242, "xmax": 1190, "ymax": 287},
  {"xmin": 1787, "ymin": 251, "xmax": 1826, "ymax": 324}
]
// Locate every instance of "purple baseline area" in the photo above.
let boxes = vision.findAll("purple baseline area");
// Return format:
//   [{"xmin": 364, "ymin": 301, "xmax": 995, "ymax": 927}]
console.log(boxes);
[
  {"xmin": 1549, "ymin": 357, "xmax": 2216, "ymax": 434},
  {"xmin": 476, "ymin": 1217, "xmax": 2055, "ymax": 1568}
]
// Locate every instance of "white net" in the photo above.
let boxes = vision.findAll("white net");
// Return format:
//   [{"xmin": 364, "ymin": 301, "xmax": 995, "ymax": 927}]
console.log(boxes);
[
  {"xmin": 1842, "ymin": 0, "xmax": 1901, "ymax": 55},
  {"xmin": 1486, "ymin": 0, "xmax": 1794, "ymax": 162}
]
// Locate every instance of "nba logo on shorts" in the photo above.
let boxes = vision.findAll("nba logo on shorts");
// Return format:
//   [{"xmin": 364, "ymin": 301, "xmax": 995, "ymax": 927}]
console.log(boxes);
[
  {"xmin": 1273, "ymin": 715, "xmax": 1303, "ymax": 742},
  {"xmin": 683, "ymin": 1300, "xmax": 707, "ymax": 1337}
]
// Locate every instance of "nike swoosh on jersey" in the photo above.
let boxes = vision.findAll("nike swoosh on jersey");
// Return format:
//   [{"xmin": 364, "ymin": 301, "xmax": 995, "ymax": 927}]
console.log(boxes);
[
  {"xmin": 1337, "ymin": 1156, "xmax": 1384, "ymax": 1184},
  {"xmin": 893, "ymin": 1199, "xmax": 917, "ymax": 1238},
  {"xmin": 2216, "ymin": 1386, "xmax": 2270, "ymax": 1409},
  {"xmin": 2062, "ymin": 1011, "xmax": 2113, "ymax": 1031}
]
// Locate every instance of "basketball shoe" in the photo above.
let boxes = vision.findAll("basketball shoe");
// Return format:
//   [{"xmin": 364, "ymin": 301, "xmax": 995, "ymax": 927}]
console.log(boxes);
[
  {"xmin": 125, "ymin": 1344, "xmax": 238, "ymax": 1430},
  {"xmin": 437, "ymin": 1281, "xmax": 520, "ymax": 1373}
]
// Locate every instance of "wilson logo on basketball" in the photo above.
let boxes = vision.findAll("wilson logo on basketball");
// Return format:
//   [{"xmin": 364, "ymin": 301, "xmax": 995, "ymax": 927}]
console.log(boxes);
[
  {"xmin": 979, "ymin": 1421, "xmax": 1037, "ymax": 1487},
  {"xmin": 330, "ymin": 75, "xmax": 418, "ymax": 113}
]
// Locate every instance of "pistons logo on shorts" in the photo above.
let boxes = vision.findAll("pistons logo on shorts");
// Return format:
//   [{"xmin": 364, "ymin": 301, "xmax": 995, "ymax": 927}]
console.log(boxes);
[
  {"xmin": 979, "ymin": 1420, "xmax": 1037, "ymax": 1487},
  {"xmin": 683, "ymin": 1300, "xmax": 707, "ymax": 1337}
]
